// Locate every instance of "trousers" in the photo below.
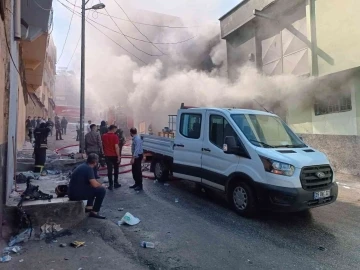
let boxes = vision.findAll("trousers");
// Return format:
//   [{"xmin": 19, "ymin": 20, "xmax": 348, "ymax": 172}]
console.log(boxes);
[
  {"xmin": 56, "ymin": 129, "xmax": 62, "ymax": 140},
  {"xmin": 69, "ymin": 186, "xmax": 106, "ymax": 212},
  {"xmin": 132, "ymin": 154, "xmax": 143, "ymax": 187},
  {"xmin": 105, "ymin": 156, "xmax": 119, "ymax": 187}
]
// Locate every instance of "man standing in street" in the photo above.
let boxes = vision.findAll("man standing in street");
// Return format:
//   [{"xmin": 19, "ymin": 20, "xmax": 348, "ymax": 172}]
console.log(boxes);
[
  {"xmin": 102, "ymin": 125, "xmax": 121, "ymax": 190},
  {"xmin": 33, "ymin": 123, "xmax": 51, "ymax": 174},
  {"xmin": 47, "ymin": 118, "xmax": 54, "ymax": 136},
  {"xmin": 76, "ymin": 121, "xmax": 80, "ymax": 141},
  {"xmin": 130, "ymin": 128, "xmax": 143, "ymax": 191},
  {"xmin": 68, "ymin": 153, "xmax": 106, "ymax": 219},
  {"xmin": 25, "ymin": 116, "xmax": 32, "ymax": 142},
  {"xmin": 55, "ymin": 118, "xmax": 63, "ymax": 140},
  {"xmin": 36, "ymin": 116, "xmax": 42, "ymax": 128},
  {"xmin": 61, "ymin": 116, "xmax": 68, "ymax": 135},
  {"xmin": 86, "ymin": 120, "xmax": 92, "ymax": 133},
  {"xmin": 85, "ymin": 124, "xmax": 103, "ymax": 179}
]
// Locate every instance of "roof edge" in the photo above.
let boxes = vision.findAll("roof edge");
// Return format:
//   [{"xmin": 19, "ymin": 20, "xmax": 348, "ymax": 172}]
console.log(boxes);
[{"xmin": 219, "ymin": 0, "xmax": 249, "ymax": 21}]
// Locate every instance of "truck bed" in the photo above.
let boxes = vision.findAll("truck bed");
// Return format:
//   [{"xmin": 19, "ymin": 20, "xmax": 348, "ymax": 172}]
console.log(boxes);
[{"xmin": 142, "ymin": 135, "xmax": 174, "ymax": 158}]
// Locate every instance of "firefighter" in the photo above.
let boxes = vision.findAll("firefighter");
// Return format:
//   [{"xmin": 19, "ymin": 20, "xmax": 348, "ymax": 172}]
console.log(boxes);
[{"xmin": 33, "ymin": 123, "xmax": 51, "ymax": 174}]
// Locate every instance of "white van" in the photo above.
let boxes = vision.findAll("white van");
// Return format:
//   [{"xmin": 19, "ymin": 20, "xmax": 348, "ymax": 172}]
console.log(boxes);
[{"xmin": 142, "ymin": 106, "xmax": 338, "ymax": 216}]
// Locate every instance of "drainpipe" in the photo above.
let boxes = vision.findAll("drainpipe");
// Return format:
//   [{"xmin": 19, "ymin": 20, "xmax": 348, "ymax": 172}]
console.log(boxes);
[
  {"xmin": 6, "ymin": 0, "xmax": 20, "ymax": 202},
  {"xmin": 308, "ymin": 0, "xmax": 319, "ymax": 76},
  {"xmin": 14, "ymin": 0, "xmax": 21, "ymax": 40}
]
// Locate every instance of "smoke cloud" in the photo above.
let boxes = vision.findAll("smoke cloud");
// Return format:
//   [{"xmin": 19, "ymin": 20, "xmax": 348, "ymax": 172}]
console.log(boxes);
[{"xmin": 55, "ymin": 1, "xmax": 350, "ymax": 133}]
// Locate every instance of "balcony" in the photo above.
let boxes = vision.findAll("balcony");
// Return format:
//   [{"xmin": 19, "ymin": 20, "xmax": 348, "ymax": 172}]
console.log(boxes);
[{"xmin": 21, "ymin": 0, "xmax": 53, "ymax": 90}]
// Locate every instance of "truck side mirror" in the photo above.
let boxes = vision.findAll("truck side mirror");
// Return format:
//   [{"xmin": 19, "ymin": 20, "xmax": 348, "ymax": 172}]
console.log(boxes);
[{"xmin": 223, "ymin": 136, "xmax": 247, "ymax": 157}]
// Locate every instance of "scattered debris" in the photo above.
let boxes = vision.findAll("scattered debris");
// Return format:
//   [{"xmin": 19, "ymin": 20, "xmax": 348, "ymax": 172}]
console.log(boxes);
[
  {"xmin": 0, "ymin": 255, "xmax": 12, "ymax": 263},
  {"xmin": 118, "ymin": 208, "xmax": 124, "ymax": 211},
  {"xmin": 9, "ymin": 191, "xmax": 21, "ymax": 198},
  {"xmin": 78, "ymin": 268, "xmax": 83, "ymax": 270},
  {"xmin": 318, "ymin": 246, "xmax": 326, "ymax": 251},
  {"xmin": 140, "ymin": 241, "xmax": 155, "ymax": 249},
  {"xmin": 3, "ymin": 246, "xmax": 21, "ymax": 254},
  {"xmin": 41, "ymin": 223, "xmax": 63, "ymax": 234},
  {"xmin": 19, "ymin": 259, "xmax": 24, "ymax": 263},
  {"xmin": 118, "ymin": 212, "xmax": 140, "ymax": 226},
  {"xmin": 64, "ymin": 258, "xmax": 69, "ymax": 261},
  {"xmin": 8, "ymin": 229, "xmax": 32, "ymax": 246},
  {"xmin": 247, "ymin": 259, "xmax": 253, "ymax": 265},
  {"xmin": 59, "ymin": 243, "xmax": 67, "ymax": 248},
  {"xmin": 46, "ymin": 170, "xmax": 61, "ymax": 175},
  {"xmin": 71, "ymin": 241, "xmax": 85, "ymax": 248},
  {"xmin": 175, "ymin": 198, "xmax": 179, "ymax": 203}
]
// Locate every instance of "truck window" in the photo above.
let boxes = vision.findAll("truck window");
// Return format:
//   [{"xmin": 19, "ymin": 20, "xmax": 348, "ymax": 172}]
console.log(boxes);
[
  {"xmin": 209, "ymin": 115, "xmax": 238, "ymax": 148},
  {"xmin": 180, "ymin": 113, "xmax": 202, "ymax": 139}
]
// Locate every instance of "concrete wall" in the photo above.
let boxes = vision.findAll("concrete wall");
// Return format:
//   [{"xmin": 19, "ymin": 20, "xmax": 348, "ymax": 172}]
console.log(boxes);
[
  {"xmin": 301, "ymin": 134, "xmax": 360, "ymax": 175},
  {"xmin": 17, "ymin": 84, "xmax": 26, "ymax": 150},
  {"xmin": 308, "ymin": 0, "xmax": 360, "ymax": 76}
]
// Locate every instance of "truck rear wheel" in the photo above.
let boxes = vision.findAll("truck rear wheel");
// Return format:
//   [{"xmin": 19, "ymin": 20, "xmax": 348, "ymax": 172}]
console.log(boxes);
[
  {"xmin": 154, "ymin": 160, "xmax": 169, "ymax": 183},
  {"xmin": 228, "ymin": 181, "xmax": 257, "ymax": 217}
]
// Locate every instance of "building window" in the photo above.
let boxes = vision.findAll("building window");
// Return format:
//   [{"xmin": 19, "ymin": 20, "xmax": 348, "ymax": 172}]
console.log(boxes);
[
  {"xmin": 179, "ymin": 113, "xmax": 202, "ymax": 139},
  {"xmin": 314, "ymin": 92, "xmax": 352, "ymax": 116}
]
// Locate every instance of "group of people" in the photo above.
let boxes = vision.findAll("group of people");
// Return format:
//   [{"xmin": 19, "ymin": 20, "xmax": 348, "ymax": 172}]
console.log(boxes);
[
  {"xmin": 68, "ymin": 123, "xmax": 144, "ymax": 219},
  {"xmin": 25, "ymin": 115, "xmax": 69, "ymax": 142}
]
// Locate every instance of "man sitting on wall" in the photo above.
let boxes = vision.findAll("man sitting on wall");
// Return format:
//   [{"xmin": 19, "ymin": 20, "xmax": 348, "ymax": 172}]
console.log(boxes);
[{"xmin": 68, "ymin": 153, "xmax": 106, "ymax": 219}]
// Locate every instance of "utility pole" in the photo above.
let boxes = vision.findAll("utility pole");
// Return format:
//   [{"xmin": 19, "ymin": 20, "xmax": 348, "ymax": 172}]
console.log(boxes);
[
  {"xmin": 79, "ymin": 0, "xmax": 86, "ymax": 153},
  {"xmin": 79, "ymin": 1, "xmax": 105, "ymax": 153}
]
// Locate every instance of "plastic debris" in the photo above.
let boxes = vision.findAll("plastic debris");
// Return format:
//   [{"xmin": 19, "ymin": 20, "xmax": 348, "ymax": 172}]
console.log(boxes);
[
  {"xmin": 19, "ymin": 259, "xmax": 24, "ymax": 263},
  {"xmin": 247, "ymin": 259, "xmax": 253, "ymax": 265},
  {"xmin": 0, "ymin": 255, "xmax": 11, "ymax": 263},
  {"xmin": 8, "ymin": 229, "xmax": 32, "ymax": 247},
  {"xmin": 140, "ymin": 241, "xmax": 155, "ymax": 248},
  {"xmin": 59, "ymin": 243, "xmax": 67, "ymax": 248},
  {"xmin": 118, "ymin": 208, "xmax": 124, "ymax": 211},
  {"xmin": 3, "ymin": 246, "xmax": 21, "ymax": 254},
  {"xmin": 175, "ymin": 198, "xmax": 179, "ymax": 203},
  {"xmin": 118, "ymin": 212, "xmax": 140, "ymax": 226},
  {"xmin": 46, "ymin": 170, "xmax": 61, "ymax": 175},
  {"xmin": 71, "ymin": 241, "xmax": 85, "ymax": 248}
]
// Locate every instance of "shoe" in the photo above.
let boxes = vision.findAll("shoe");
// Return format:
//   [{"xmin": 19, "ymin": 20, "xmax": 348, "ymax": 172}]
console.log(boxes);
[
  {"xmin": 85, "ymin": 208, "xmax": 93, "ymax": 213},
  {"xmin": 114, "ymin": 183, "xmax": 121, "ymax": 189},
  {"xmin": 108, "ymin": 186, "xmax": 114, "ymax": 191},
  {"xmin": 89, "ymin": 212, "xmax": 106, "ymax": 219},
  {"xmin": 129, "ymin": 184, "xmax": 137, "ymax": 189},
  {"xmin": 134, "ymin": 186, "xmax": 143, "ymax": 191}
]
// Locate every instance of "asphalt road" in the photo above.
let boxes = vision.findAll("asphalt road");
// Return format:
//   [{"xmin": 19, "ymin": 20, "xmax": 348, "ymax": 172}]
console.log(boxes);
[{"xmin": 98, "ymin": 171, "xmax": 360, "ymax": 270}]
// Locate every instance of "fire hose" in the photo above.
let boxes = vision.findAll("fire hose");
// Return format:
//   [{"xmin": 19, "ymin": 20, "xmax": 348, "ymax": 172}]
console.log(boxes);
[{"xmin": 54, "ymin": 144, "xmax": 155, "ymax": 180}]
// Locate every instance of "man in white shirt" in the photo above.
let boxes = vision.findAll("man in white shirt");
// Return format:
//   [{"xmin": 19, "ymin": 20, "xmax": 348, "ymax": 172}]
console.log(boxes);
[{"xmin": 86, "ymin": 120, "xmax": 92, "ymax": 133}]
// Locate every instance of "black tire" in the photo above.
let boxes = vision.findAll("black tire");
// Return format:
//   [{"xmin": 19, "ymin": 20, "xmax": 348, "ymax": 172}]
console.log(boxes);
[
  {"xmin": 154, "ymin": 160, "xmax": 169, "ymax": 183},
  {"xmin": 228, "ymin": 181, "xmax": 257, "ymax": 217}
]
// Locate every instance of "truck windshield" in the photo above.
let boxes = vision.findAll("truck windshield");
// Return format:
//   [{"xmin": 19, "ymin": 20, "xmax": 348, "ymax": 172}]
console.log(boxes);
[{"xmin": 231, "ymin": 114, "xmax": 306, "ymax": 148}]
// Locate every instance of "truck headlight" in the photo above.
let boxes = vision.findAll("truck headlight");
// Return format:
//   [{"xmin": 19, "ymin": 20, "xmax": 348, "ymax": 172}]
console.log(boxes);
[{"xmin": 260, "ymin": 156, "xmax": 295, "ymax": 177}]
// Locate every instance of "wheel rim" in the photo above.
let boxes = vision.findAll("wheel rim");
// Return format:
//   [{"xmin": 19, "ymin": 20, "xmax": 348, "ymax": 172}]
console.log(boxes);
[
  {"xmin": 155, "ymin": 162, "xmax": 163, "ymax": 178},
  {"xmin": 233, "ymin": 186, "xmax": 248, "ymax": 210}
]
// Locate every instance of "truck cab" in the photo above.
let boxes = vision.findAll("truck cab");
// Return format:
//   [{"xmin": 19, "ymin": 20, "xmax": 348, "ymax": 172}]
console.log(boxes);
[{"xmin": 143, "ymin": 107, "xmax": 338, "ymax": 216}]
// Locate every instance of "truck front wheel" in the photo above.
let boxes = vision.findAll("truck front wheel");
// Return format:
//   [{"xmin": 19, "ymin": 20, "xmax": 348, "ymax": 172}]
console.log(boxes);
[
  {"xmin": 228, "ymin": 181, "xmax": 257, "ymax": 217},
  {"xmin": 154, "ymin": 160, "xmax": 169, "ymax": 182}
]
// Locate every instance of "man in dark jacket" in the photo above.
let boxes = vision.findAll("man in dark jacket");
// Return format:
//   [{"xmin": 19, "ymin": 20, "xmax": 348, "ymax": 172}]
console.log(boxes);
[
  {"xmin": 61, "ymin": 117, "xmax": 68, "ymax": 135},
  {"xmin": 99, "ymin": 120, "xmax": 108, "ymax": 136},
  {"xmin": 33, "ymin": 123, "xmax": 51, "ymax": 173},
  {"xmin": 36, "ymin": 116, "xmax": 42, "ymax": 128},
  {"xmin": 115, "ymin": 128, "xmax": 126, "ymax": 156},
  {"xmin": 55, "ymin": 119, "xmax": 63, "ymax": 140},
  {"xmin": 85, "ymin": 124, "xmax": 103, "ymax": 179},
  {"xmin": 25, "ymin": 116, "xmax": 32, "ymax": 142},
  {"xmin": 47, "ymin": 118, "xmax": 54, "ymax": 136}
]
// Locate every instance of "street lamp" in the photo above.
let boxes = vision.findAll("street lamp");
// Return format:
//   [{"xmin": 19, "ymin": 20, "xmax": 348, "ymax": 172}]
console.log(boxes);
[{"xmin": 79, "ymin": 0, "xmax": 105, "ymax": 154}]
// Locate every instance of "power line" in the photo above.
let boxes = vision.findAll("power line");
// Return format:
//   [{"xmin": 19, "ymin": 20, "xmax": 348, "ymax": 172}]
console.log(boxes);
[
  {"xmin": 57, "ymin": 0, "xmax": 78, "ymax": 63},
  {"xmin": 103, "ymin": 6, "xmax": 163, "ymax": 57},
  {"xmin": 64, "ymin": 0, "xmax": 82, "ymax": 8},
  {"xmin": 33, "ymin": 0, "xmax": 53, "ymax": 11},
  {"xmin": 65, "ymin": 0, "xmax": 94, "ymax": 69},
  {"xmin": 113, "ymin": 0, "xmax": 166, "ymax": 55},
  {"xmin": 93, "ymin": 11, "xmax": 208, "ymax": 29},
  {"xmin": 58, "ymin": 1, "xmax": 147, "ymax": 64},
  {"xmin": 59, "ymin": 4, "xmax": 197, "ymax": 45}
]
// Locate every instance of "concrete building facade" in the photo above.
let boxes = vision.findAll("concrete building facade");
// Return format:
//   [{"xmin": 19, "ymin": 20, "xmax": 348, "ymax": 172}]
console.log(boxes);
[
  {"xmin": 0, "ymin": 0, "xmax": 55, "ymax": 236},
  {"xmin": 220, "ymin": 0, "xmax": 360, "ymax": 174}
]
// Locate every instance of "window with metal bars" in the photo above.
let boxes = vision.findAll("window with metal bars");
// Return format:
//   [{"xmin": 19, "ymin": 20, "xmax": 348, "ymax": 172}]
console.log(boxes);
[{"xmin": 314, "ymin": 91, "xmax": 352, "ymax": 116}]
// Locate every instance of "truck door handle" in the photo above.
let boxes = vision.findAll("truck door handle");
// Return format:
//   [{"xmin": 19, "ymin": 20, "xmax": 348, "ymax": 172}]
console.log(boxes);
[
  {"xmin": 202, "ymin": 148, "xmax": 211, "ymax": 152},
  {"xmin": 174, "ymin": 144, "xmax": 184, "ymax": 148}
]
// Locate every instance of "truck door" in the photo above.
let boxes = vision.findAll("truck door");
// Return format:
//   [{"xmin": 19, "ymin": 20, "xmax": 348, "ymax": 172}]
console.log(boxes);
[
  {"xmin": 173, "ymin": 110, "xmax": 205, "ymax": 182},
  {"xmin": 201, "ymin": 112, "xmax": 240, "ymax": 191}
]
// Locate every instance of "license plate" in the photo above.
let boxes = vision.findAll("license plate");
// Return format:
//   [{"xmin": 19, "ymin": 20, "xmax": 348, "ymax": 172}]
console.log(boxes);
[{"xmin": 314, "ymin": 190, "xmax": 330, "ymax": 200}]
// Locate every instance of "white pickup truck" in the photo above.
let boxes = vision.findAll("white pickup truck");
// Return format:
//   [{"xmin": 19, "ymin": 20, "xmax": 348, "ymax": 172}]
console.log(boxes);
[{"xmin": 142, "ymin": 106, "xmax": 338, "ymax": 216}]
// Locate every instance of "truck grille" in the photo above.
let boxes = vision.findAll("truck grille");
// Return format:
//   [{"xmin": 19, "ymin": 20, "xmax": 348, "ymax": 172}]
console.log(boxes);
[{"xmin": 300, "ymin": 165, "xmax": 333, "ymax": 191}]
